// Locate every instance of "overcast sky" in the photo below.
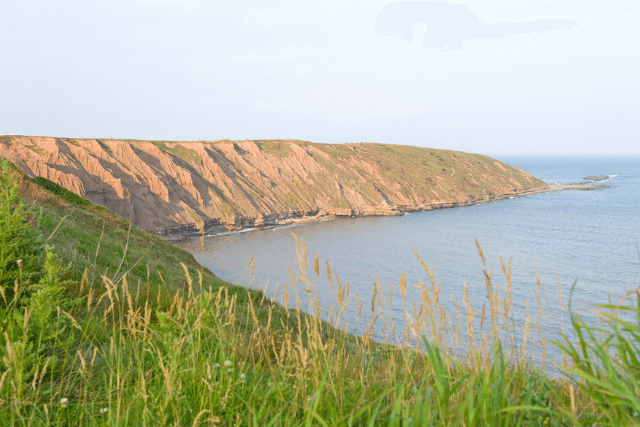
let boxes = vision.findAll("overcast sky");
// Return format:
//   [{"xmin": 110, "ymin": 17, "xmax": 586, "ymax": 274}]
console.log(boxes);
[{"xmin": 2, "ymin": 0, "xmax": 638, "ymax": 154}]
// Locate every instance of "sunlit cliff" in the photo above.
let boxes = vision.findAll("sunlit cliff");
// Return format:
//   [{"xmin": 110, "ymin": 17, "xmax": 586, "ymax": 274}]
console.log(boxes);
[{"xmin": 0, "ymin": 136, "xmax": 547, "ymax": 236}]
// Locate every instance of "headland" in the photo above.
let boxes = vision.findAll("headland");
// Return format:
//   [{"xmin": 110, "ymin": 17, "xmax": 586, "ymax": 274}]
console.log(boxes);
[{"xmin": 1, "ymin": 135, "xmax": 600, "ymax": 242}]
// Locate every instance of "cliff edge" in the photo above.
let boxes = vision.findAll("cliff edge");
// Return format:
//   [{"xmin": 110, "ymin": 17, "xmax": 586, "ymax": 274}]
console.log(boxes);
[{"xmin": 0, "ymin": 136, "xmax": 548, "ymax": 236}]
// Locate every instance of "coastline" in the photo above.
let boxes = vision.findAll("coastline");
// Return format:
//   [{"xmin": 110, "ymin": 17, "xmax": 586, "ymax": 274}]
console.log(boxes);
[{"xmin": 169, "ymin": 182, "xmax": 606, "ymax": 244}]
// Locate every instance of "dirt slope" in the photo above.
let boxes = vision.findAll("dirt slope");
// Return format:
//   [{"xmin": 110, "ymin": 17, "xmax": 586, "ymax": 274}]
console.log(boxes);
[{"xmin": 0, "ymin": 136, "xmax": 547, "ymax": 236}]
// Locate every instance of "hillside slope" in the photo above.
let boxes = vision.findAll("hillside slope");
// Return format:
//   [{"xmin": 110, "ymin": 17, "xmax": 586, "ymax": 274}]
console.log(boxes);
[
  {"xmin": 0, "ymin": 136, "xmax": 547, "ymax": 236},
  {"xmin": 7, "ymin": 160, "xmax": 234, "ymax": 297}
]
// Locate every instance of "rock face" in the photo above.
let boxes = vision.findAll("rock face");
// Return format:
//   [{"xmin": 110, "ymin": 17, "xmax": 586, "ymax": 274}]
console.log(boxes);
[{"xmin": 0, "ymin": 136, "xmax": 547, "ymax": 236}]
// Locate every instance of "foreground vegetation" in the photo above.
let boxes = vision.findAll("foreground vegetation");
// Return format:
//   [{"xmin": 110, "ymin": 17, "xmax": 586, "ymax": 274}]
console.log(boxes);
[{"xmin": 1, "ymin": 159, "xmax": 640, "ymax": 426}]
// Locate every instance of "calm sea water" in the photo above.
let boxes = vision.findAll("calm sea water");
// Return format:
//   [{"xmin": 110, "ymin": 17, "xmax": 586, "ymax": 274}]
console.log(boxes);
[{"xmin": 182, "ymin": 156, "xmax": 640, "ymax": 357}]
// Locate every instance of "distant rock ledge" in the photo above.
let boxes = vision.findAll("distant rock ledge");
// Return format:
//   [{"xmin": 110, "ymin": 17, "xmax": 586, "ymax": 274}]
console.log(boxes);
[
  {"xmin": 583, "ymin": 175, "xmax": 609, "ymax": 182},
  {"xmin": 549, "ymin": 183, "xmax": 608, "ymax": 191},
  {"xmin": 1, "ymin": 136, "xmax": 551, "ymax": 240}
]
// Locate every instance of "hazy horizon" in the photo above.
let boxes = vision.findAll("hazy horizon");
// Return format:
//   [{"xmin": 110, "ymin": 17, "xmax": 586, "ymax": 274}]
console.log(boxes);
[{"xmin": 3, "ymin": 0, "xmax": 638, "ymax": 155}]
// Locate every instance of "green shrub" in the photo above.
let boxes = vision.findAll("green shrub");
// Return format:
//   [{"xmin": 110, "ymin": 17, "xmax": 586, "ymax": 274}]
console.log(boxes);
[
  {"xmin": 0, "ymin": 162, "xmax": 74, "ymax": 413},
  {"xmin": 31, "ymin": 176, "xmax": 91, "ymax": 206},
  {"xmin": 0, "ymin": 161, "xmax": 46, "ymax": 303},
  {"xmin": 553, "ymin": 290, "xmax": 640, "ymax": 425}
]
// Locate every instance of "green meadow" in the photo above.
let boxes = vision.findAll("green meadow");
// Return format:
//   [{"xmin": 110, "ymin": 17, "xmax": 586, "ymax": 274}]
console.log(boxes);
[{"xmin": 1, "ymin": 158, "xmax": 639, "ymax": 426}]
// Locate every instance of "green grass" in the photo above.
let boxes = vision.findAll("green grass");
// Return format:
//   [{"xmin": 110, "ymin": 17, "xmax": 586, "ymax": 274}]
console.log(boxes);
[
  {"xmin": 255, "ymin": 140, "xmax": 295, "ymax": 157},
  {"xmin": 32, "ymin": 177, "xmax": 91, "ymax": 207},
  {"xmin": 26, "ymin": 145, "xmax": 49, "ymax": 156},
  {"xmin": 30, "ymin": 182, "xmax": 251, "ymax": 309},
  {"xmin": 152, "ymin": 141, "xmax": 200, "ymax": 165},
  {"xmin": 65, "ymin": 139, "xmax": 81, "ymax": 147},
  {"xmin": 1, "ymin": 158, "xmax": 639, "ymax": 426}
]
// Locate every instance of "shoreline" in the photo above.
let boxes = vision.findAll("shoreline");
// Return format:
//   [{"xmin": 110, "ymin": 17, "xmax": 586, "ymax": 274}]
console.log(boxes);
[{"xmin": 168, "ymin": 182, "xmax": 606, "ymax": 244}]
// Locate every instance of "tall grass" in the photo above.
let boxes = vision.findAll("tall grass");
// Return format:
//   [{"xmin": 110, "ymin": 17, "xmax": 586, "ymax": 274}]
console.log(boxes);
[{"xmin": 1, "ymin": 160, "xmax": 639, "ymax": 425}]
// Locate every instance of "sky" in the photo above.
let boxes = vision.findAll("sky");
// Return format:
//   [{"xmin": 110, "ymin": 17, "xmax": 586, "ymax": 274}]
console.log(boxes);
[{"xmin": 2, "ymin": 0, "xmax": 639, "ymax": 155}]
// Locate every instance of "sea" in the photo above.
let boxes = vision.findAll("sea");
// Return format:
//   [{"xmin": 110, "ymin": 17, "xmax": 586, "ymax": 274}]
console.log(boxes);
[{"xmin": 182, "ymin": 156, "xmax": 640, "ymax": 363}]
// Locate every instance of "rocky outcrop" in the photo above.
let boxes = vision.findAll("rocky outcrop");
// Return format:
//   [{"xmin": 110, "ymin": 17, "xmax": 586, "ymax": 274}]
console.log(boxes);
[
  {"xmin": 583, "ymin": 175, "xmax": 608, "ymax": 182},
  {"xmin": 0, "ymin": 136, "xmax": 547, "ymax": 236}
]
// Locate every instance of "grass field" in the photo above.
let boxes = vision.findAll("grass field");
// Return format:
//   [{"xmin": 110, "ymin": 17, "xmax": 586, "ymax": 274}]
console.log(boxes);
[{"xmin": 1, "ymin": 158, "xmax": 640, "ymax": 426}]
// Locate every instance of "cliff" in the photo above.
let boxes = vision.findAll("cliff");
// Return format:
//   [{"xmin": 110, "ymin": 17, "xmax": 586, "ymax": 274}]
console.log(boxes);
[{"xmin": 0, "ymin": 136, "xmax": 547, "ymax": 236}]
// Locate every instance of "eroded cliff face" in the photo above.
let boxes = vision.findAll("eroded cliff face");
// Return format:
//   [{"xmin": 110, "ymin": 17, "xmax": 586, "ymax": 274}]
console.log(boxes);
[{"xmin": 0, "ymin": 136, "xmax": 547, "ymax": 235}]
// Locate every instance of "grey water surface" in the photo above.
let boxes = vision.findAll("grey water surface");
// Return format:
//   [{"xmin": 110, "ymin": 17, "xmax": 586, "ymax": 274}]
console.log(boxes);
[{"xmin": 182, "ymin": 156, "xmax": 640, "ymax": 359}]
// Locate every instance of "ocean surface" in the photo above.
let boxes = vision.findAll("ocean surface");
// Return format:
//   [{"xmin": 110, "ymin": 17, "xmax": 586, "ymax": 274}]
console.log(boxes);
[{"xmin": 182, "ymin": 156, "xmax": 640, "ymax": 361}]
